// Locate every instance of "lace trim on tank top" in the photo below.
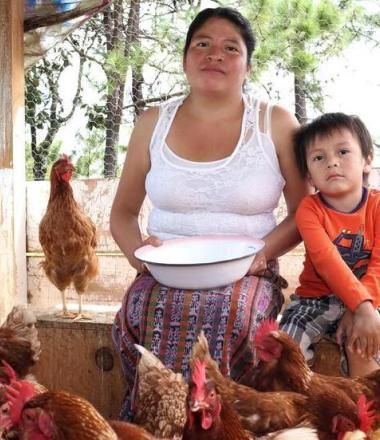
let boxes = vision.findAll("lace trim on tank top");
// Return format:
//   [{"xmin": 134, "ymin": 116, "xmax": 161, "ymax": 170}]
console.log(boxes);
[
  {"xmin": 150, "ymin": 95, "xmax": 281, "ymax": 174},
  {"xmin": 151, "ymin": 94, "xmax": 282, "ymax": 182},
  {"xmin": 158, "ymin": 94, "xmax": 250, "ymax": 170}
]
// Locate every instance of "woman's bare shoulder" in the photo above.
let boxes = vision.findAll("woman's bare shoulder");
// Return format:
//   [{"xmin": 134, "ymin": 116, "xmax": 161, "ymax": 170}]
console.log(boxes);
[
  {"xmin": 271, "ymin": 104, "xmax": 298, "ymax": 129},
  {"xmin": 135, "ymin": 106, "xmax": 160, "ymax": 131},
  {"xmin": 128, "ymin": 106, "xmax": 160, "ymax": 152},
  {"xmin": 270, "ymin": 104, "xmax": 299, "ymax": 154}
]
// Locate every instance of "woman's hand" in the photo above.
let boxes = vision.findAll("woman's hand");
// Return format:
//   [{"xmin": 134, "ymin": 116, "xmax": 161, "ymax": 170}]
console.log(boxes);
[
  {"xmin": 134, "ymin": 235, "xmax": 162, "ymax": 273},
  {"xmin": 247, "ymin": 249, "xmax": 267, "ymax": 276},
  {"xmin": 140, "ymin": 235, "xmax": 162, "ymax": 248}
]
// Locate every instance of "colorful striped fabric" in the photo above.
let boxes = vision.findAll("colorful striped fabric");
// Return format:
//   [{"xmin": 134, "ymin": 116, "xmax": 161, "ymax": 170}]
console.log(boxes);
[{"xmin": 112, "ymin": 266, "xmax": 284, "ymax": 420}]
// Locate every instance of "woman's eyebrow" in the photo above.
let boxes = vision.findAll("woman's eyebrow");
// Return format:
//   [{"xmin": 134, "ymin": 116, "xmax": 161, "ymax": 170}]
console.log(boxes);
[
  {"xmin": 192, "ymin": 34, "xmax": 211, "ymax": 40},
  {"xmin": 192, "ymin": 34, "xmax": 240, "ymax": 44}
]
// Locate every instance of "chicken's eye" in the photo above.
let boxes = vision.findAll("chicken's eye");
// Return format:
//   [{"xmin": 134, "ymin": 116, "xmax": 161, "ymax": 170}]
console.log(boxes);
[
  {"xmin": 209, "ymin": 391, "xmax": 215, "ymax": 399},
  {"xmin": 23, "ymin": 411, "xmax": 35, "ymax": 422}
]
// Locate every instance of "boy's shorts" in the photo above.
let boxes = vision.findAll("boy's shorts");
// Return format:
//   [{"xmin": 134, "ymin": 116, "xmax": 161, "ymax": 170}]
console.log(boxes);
[{"xmin": 279, "ymin": 294, "xmax": 380, "ymax": 375}]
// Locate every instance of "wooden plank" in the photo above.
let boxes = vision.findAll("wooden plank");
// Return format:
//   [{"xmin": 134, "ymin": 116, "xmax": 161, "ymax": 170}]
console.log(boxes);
[
  {"xmin": 27, "ymin": 255, "xmax": 136, "ymax": 309},
  {"xmin": 33, "ymin": 315, "xmax": 126, "ymax": 419}
]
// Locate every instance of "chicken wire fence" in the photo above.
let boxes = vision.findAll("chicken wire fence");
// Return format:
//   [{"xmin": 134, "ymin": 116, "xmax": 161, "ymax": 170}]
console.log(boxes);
[{"xmin": 25, "ymin": 0, "xmax": 380, "ymax": 181}]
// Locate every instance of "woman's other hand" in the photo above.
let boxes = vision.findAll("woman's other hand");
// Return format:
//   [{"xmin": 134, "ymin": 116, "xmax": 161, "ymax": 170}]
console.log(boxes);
[{"xmin": 247, "ymin": 249, "xmax": 267, "ymax": 275}]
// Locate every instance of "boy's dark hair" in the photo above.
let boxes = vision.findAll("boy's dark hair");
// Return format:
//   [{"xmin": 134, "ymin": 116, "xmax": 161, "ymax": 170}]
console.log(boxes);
[
  {"xmin": 183, "ymin": 7, "xmax": 256, "ymax": 66},
  {"xmin": 294, "ymin": 112, "xmax": 374, "ymax": 178}
]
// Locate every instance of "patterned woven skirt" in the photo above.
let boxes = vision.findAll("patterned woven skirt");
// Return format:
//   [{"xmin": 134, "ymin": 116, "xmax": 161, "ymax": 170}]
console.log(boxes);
[{"xmin": 112, "ymin": 266, "xmax": 284, "ymax": 420}]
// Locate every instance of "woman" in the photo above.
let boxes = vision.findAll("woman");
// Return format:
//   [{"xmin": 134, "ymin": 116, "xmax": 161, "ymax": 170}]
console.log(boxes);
[{"xmin": 110, "ymin": 6, "xmax": 308, "ymax": 419}]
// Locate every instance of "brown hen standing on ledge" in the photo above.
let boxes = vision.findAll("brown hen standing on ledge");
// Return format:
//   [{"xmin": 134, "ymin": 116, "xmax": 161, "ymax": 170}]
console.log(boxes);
[{"xmin": 39, "ymin": 155, "xmax": 98, "ymax": 320}]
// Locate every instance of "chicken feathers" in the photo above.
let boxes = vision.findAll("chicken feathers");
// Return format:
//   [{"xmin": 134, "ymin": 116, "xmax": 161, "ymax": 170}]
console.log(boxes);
[{"xmin": 134, "ymin": 344, "xmax": 187, "ymax": 439}]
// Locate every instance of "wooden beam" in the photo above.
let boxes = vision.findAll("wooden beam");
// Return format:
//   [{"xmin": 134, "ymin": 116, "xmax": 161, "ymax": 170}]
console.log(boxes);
[
  {"xmin": 0, "ymin": 0, "xmax": 26, "ymax": 318},
  {"xmin": 0, "ymin": 0, "xmax": 24, "ymax": 169}
]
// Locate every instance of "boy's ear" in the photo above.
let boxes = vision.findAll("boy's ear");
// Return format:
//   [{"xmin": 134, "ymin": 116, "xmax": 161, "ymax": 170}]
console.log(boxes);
[
  {"xmin": 363, "ymin": 153, "xmax": 373, "ymax": 175},
  {"xmin": 307, "ymin": 172, "xmax": 317, "ymax": 190}
]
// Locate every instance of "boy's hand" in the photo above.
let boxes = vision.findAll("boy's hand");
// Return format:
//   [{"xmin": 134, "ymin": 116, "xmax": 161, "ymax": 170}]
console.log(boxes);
[
  {"xmin": 349, "ymin": 301, "xmax": 380, "ymax": 359},
  {"xmin": 336, "ymin": 309, "xmax": 354, "ymax": 346}
]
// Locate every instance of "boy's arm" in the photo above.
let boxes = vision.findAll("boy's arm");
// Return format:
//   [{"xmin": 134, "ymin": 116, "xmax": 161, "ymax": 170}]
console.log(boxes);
[
  {"xmin": 296, "ymin": 198, "xmax": 373, "ymax": 311},
  {"xmin": 359, "ymin": 201, "xmax": 380, "ymax": 305}
]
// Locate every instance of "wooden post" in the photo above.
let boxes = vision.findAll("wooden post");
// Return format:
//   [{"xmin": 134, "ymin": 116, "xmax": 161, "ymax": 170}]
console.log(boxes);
[{"xmin": 0, "ymin": 0, "xmax": 26, "ymax": 320}]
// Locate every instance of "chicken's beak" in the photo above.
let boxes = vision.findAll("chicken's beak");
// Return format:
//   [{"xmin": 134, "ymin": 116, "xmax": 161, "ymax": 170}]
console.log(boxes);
[{"xmin": 190, "ymin": 399, "xmax": 209, "ymax": 412}]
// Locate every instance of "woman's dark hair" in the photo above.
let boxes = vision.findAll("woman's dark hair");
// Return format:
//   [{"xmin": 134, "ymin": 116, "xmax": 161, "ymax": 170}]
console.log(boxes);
[
  {"xmin": 183, "ymin": 7, "xmax": 256, "ymax": 65},
  {"xmin": 294, "ymin": 112, "xmax": 374, "ymax": 178}
]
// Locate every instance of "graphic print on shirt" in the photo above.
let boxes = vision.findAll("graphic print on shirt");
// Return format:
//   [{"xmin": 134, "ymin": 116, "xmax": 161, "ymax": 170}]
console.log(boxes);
[{"xmin": 333, "ymin": 225, "xmax": 371, "ymax": 279}]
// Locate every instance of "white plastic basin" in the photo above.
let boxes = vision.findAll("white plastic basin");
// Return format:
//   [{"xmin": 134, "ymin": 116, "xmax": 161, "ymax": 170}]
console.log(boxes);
[{"xmin": 134, "ymin": 234, "xmax": 265, "ymax": 290}]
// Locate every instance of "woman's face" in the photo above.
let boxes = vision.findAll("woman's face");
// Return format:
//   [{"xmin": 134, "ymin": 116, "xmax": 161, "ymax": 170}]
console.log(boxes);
[{"xmin": 183, "ymin": 17, "xmax": 250, "ymax": 95}]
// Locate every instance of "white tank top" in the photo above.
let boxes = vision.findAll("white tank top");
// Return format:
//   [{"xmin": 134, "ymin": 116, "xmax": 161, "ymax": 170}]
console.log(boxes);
[{"xmin": 145, "ymin": 94, "xmax": 285, "ymax": 240}]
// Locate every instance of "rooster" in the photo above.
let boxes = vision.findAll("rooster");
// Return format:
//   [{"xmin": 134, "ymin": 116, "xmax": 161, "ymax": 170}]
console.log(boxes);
[
  {"xmin": 134, "ymin": 344, "xmax": 187, "ymax": 438},
  {"xmin": 183, "ymin": 358, "xmax": 318, "ymax": 440},
  {"xmin": 249, "ymin": 319, "xmax": 380, "ymax": 415},
  {"xmin": 39, "ymin": 155, "xmax": 98, "ymax": 320}
]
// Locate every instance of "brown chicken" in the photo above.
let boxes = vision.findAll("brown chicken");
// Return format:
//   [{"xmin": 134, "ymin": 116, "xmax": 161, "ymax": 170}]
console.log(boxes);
[
  {"xmin": 191, "ymin": 331, "xmax": 373, "ymax": 439},
  {"xmin": 183, "ymin": 358, "xmax": 318, "ymax": 440},
  {"xmin": 249, "ymin": 320, "xmax": 380, "ymax": 403},
  {"xmin": 39, "ymin": 155, "xmax": 98, "ymax": 320},
  {"xmin": 0, "ymin": 364, "xmax": 46, "ymax": 440},
  {"xmin": 247, "ymin": 319, "xmax": 380, "ymax": 429},
  {"xmin": 109, "ymin": 420, "xmax": 157, "ymax": 439},
  {"xmin": 134, "ymin": 344, "xmax": 187, "ymax": 439},
  {"xmin": 191, "ymin": 332, "xmax": 315, "ymax": 435},
  {"xmin": 0, "ymin": 305, "xmax": 41, "ymax": 380},
  {"xmin": 1, "ymin": 384, "xmax": 159, "ymax": 440}
]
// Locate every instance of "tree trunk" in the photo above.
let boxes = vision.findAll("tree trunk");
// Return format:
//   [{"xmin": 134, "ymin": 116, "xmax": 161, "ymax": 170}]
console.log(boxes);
[
  {"xmin": 294, "ymin": 74, "xmax": 307, "ymax": 124},
  {"xmin": 103, "ymin": 0, "xmax": 141, "ymax": 177},
  {"xmin": 132, "ymin": 65, "xmax": 144, "ymax": 121}
]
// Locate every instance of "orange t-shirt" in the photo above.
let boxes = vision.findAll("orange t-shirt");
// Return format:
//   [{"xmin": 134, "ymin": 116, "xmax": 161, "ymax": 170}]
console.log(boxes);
[{"xmin": 295, "ymin": 188, "xmax": 380, "ymax": 311}]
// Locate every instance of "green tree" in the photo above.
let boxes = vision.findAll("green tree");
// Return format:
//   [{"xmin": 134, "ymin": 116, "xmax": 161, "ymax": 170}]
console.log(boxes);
[
  {"xmin": 25, "ymin": 140, "xmax": 62, "ymax": 181},
  {"xmin": 244, "ymin": 0, "xmax": 364, "ymax": 121},
  {"xmin": 25, "ymin": 46, "xmax": 84, "ymax": 179},
  {"xmin": 71, "ymin": 129, "xmax": 106, "ymax": 178}
]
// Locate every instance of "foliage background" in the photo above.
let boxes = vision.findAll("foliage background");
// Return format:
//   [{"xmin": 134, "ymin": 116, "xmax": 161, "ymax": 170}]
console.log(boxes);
[{"xmin": 24, "ymin": 0, "xmax": 380, "ymax": 180}]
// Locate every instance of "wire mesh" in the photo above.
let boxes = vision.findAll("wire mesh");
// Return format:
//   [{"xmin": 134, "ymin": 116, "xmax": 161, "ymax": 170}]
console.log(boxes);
[{"xmin": 24, "ymin": 0, "xmax": 380, "ymax": 181}]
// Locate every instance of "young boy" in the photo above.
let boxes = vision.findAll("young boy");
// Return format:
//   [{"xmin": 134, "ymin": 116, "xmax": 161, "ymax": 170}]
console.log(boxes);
[{"xmin": 280, "ymin": 112, "xmax": 380, "ymax": 377}]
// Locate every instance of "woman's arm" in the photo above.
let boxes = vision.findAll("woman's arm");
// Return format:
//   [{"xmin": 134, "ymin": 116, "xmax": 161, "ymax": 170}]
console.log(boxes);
[
  {"xmin": 258, "ymin": 105, "xmax": 310, "ymax": 267},
  {"xmin": 110, "ymin": 107, "xmax": 159, "ymax": 272}
]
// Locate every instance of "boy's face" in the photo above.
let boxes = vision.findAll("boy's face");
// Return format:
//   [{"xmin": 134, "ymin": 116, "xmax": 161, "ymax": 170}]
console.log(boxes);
[{"xmin": 306, "ymin": 128, "xmax": 372, "ymax": 198}]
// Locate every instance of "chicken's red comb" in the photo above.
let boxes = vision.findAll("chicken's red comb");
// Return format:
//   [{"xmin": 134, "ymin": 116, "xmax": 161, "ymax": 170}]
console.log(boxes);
[
  {"xmin": 1, "ymin": 361, "xmax": 17, "ymax": 382},
  {"xmin": 192, "ymin": 359, "xmax": 207, "ymax": 389},
  {"xmin": 253, "ymin": 318, "xmax": 279, "ymax": 346},
  {"xmin": 60, "ymin": 153, "xmax": 70, "ymax": 161},
  {"xmin": 357, "ymin": 394, "xmax": 376, "ymax": 433},
  {"xmin": 5, "ymin": 380, "xmax": 37, "ymax": 425}
]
